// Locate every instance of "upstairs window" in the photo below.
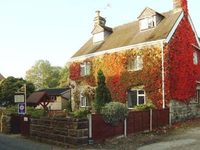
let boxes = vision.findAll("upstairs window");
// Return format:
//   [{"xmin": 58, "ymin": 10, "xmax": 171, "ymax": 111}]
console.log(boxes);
[
  {"xmin": 193, "ymin": 50, "xmax": 198, "ymax": 65},
  {"xmin": 80, "ymin": 62, "xmax": 91, "ymax": 76},
  {"xmin": 128, "ymin": 89, "xmax": 145, "ymax": 108},
  {"xmin": 128, "ymin": 56, "xmax": 143, "ymax": 71},
  {"xmin": 139, "ymin": 17, "xmax": 156, "ymax": 30}
]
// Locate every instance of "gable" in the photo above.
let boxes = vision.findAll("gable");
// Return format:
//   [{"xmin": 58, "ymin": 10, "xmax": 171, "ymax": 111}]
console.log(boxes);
[
  {"xmin": 72, "ymin": 10, "xmax": 182, "ymax": 58},
  {"xmin": 138, "ymin": 7, "xmax": 161, "ymax": 19}
]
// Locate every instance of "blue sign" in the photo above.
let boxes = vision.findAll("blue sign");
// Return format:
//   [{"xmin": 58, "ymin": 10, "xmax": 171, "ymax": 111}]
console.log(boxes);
[{"xmin": 18, "ymin": 103, "xmax": 26, "ymax": 115}]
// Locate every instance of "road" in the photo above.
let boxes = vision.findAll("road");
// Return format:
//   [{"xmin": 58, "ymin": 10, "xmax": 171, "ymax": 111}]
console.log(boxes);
[
  {"xmin": 0, "ymin": 134, "xmax": 65, "ymax": 150},
  {"xmin": 137, "ymin": 126, "xmax": 200, "ymax": 150}
]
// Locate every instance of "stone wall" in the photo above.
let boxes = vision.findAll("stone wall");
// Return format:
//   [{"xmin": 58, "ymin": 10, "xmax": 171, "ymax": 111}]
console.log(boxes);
[
  {"xmin": 170, "ymin": 100, "xmax": 200, "ymax": 123},
  {"xmin": 30, "ymin": 117, "xmax": 88, "ymax": 147}
]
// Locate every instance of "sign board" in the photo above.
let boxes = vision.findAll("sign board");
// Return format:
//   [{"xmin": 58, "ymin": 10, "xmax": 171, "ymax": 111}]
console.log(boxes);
[
  {"xmin": 18, "ymin": 103, "xmax": 26, "ymax": 115},
  {"xmin": 14, "ymin": 93, "xmax": 25, "ymax": 103}
]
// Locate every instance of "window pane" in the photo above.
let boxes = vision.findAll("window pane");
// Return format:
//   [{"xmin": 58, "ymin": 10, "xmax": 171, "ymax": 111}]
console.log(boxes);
[
  {"xmin": 197, "ymin": 90, "xmax": 200, "ymax": 103},
  {"xmin": 128, "ymin": 91, "xmax": 137, "ymax": 107},
  {"xmin": 139, "ymin": 96, "xmax": 145, "ymax": 104},
  {"xmin": 138, "ymin": 90, "xmax": 144, "ymax": 95},
  {"xmin": 193, "ymin": 51, "xmax": 198, "ymax": 65},
  {"xmin": 86, "ymin": 63, "xmax": 91, "ymax": 75}
]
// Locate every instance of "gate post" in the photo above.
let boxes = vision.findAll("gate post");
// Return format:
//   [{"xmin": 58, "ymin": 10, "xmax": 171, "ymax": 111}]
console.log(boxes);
[{"xmin": 88, "ymin": 113, "xmax": 93, "ymax": 144}]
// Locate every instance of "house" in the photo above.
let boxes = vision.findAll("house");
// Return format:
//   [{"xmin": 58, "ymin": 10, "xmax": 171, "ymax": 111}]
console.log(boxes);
[
  {"xmin": 68, "ymin": 0, "xmax": 200, "ymax": 122},
  {"xmin": 27, "ymin": 88, "xmax": 71, "ymax": 110}
]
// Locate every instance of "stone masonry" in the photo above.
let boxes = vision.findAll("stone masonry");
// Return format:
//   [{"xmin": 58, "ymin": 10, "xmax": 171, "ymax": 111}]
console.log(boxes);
[
  {"xmin": 170, "ymin": 100, "xmax": 200, "ymax": 123},
  {"xmin": 30, "ymin": 117, "xmax": 88, "ymax": 147}
]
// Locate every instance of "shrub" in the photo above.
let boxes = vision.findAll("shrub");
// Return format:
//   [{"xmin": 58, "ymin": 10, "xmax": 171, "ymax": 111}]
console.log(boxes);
[
  {"xmin": 132, "ymin": 101, "xmax": 155, "ymax": 111},
  {"xmin": 70, "ymin": 109, "xmax": 90, "ymax": 119},
  {"xmin": 101, "ymin": 102, "xmax": 128, "ymax": 125},
  {"xmin": 94, "ymin": 70, "xmax": 112, "ymax": 113},
  {"xmin": 3, "ymin": 106, "xmax": 44, "ymax": 118}
]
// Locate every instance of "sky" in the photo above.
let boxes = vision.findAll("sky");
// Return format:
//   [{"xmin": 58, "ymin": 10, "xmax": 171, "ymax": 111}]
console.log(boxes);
[{"xmin": 0, "ymin": 0, "xmax": 199, "ymax": 78}]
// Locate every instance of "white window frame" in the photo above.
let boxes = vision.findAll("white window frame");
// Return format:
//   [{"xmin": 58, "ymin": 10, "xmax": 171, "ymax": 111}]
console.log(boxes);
[
  {"xmin": 128, "ymin": 89, "xmax": 146, "ymax": 108},
  {"xmin": 193, "ymin": 50, "xmax": 198, "ymax": 65},
  {"xmin": 128, "ymin": 56, "xmax": 143, "ymax": 71},
  {"xmin": 80, "ymin": 62, "xmax": 91, "ymax": 76},
  {"xmin": 139, "ymin": 16, "xmax": 156, "ymax": 31},
  {"xmin": 80, "ymin": 92, "xmax": 88, "ymax": 107}
]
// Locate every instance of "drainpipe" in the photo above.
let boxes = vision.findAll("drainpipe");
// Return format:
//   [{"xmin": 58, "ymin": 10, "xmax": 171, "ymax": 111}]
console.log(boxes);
[{"xmin": 161, "ymin": 41, "xmax": 166, "ymax": 109}]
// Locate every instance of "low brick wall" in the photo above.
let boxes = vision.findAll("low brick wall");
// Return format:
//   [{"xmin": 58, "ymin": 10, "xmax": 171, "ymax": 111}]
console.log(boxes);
[
  {"xmin": 30, "ymin": 117, "xmax": 88, "ymax": 147},
  {"xmin": 170, "ymin": 100, "xmax": 200, "ymax": 123}
]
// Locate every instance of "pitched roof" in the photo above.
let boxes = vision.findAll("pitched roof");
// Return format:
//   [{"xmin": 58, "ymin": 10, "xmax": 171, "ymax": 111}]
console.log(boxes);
[
  {"xmin": 0, "ymin": 73, "xmax": 5, "ymax": 80},
  {"xmin": 72, "ymin": 10, "xmax": 182, "ymax": 58},
  {"xmin": 27, "ymin": 91, "xmax": 47, "ymax": 104},
  {"xmin": 38, "ymin": 88, "xmax": 70, "ymax": 96}
]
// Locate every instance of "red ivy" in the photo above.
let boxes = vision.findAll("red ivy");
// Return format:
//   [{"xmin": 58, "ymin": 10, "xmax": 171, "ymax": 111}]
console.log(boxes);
[
  {"xmin": 69, "ymin": 62, "xmax": 81, "ymax": 80},
  {"xmin": 167, "ymin": 16, "xmax": 200, "ymax": 102}
]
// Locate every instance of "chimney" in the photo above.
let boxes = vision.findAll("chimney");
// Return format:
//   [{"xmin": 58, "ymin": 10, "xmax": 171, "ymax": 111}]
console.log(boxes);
[
  {"xmin": 93, "ymin": 10, "xmax": 106, "ymax": 27},
  {"xmin": 173, "ymin": 0, "xmax": 188, "ymax": 14},
  {"xmin": 173, "ymin": 0, "xmax": 182, "ymax": 9}
]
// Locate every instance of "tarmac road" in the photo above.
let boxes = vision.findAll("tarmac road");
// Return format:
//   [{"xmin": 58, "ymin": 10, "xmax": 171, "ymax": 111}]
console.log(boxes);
[
  {"xmin": 0, "ymin": 134, "xmax": 65, "ymax": 150},
  {"xmin": 137, "ymin": 127, "xmax": 200, "ymax": 150}
]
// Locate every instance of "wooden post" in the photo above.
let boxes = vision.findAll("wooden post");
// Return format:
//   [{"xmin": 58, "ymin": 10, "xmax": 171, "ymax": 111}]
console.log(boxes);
[
  {"xmin": 124, "ymin": 118, "xmax": 127, "ymax": 137},
  {"xmin": 150, "ymin": 109, "xmax": 153, "ymax": 131},
  {"xmin": 88, "ymin": 114, "xmax": 93, "ymax": 144}
]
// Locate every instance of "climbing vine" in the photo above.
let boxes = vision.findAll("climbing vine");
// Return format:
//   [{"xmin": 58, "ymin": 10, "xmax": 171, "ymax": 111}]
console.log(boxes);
[
  {"xmin": 69, "ymin": 45, "xmax": 163, "ymax": 108},
  {"xmin": 167, "ymin": 15, "xmax": 200, "ymax": 102}
]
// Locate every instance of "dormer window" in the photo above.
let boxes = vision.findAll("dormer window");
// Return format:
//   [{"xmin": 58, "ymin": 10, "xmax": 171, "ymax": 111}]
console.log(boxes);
[
  {"xmin": 139, "ymin": 16, "xmax": 156, "ymax": 30},
  {"xmin": 80, "ymin": 62, "xmax": 91, "ymax": 76},
  {"xmin": 93, "ymin": 32, "xmax": 104, "ymax": 43},
  {"xmin": 137, "ymin": 7, "xmax": 164, "ymax": 31}
]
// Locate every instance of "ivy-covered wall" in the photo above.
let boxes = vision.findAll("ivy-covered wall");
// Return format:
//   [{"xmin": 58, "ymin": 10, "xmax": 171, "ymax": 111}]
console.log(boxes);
[
  {"xmin": 69, "ymin": 44, "xmax": 164, "ymax": 109},
  {"xmin": 166, "ymin": 11, "xmax": 200, "ymax": 103}
]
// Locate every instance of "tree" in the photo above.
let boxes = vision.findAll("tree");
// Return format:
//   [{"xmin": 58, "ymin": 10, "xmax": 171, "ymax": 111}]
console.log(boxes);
[
  {"xmin": 25, "ymin": 60, "xmax": 62, "ymax": 90},
  {"xmin": 0, "ymin": 77, "xmax": 35, "ymax": 107},
  {"xmin": 94, "ymin": 70, "xmax": 112, "ymax": 112},
  {"xmin": 59, "ymin": 64, "xmax": 69, "ymax": 87}
]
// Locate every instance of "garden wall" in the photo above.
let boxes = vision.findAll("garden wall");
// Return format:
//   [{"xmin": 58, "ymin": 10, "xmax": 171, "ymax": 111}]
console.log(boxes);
[
  {"xmin": 91, "ymin": 108, "xmax": 169, "ymax": 141},
  {"xmin": 30, "ymin": 117, "xmax": 88, "ymax": 147},
  {"xmin": 170, "ymin": 100, "xmax": 200, "ymax": 123}
]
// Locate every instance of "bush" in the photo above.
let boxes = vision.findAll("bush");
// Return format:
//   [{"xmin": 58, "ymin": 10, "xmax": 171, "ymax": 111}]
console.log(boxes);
[
  {"xmin": 70, "ymin": 109, "xmax": 90, "ymax": 119},
  {"xmin": 101, "ymin": 102, "xmax": 128, "ymax": 125},
  {"xmin": 94, "ymin": 70, "xmax": 112, "ymax": 113},
  {"xmin": 132, "ymin": 101, "xmax": 155, "ymax": 111},
  {"xmin": 3, "ymin": 106, "xmax": 44, "ymax": 118}
]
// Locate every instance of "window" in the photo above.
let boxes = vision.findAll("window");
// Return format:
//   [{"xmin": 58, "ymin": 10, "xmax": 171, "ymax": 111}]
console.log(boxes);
[
  {"xmin": 80, "ymin": 92, "xmax": 88, "ymax": 107},
  {"xmin": 80, "ymin": 62, "xmax": 91, "ymax": 76},
  {"xmin": 197, "ymin": 90, "xmax": 200, "ymax": 103},
  {"xmin": 128, "ymin": 89, "xmax": 145, "ymax": 108},
  {"xmin": 139, "ymin": 17, "xmax": 156, "ymax": 30},
  {"xmin": 128, "ymin": 56, "xmax": 143, "ymax": 71},
  {"xmin": 193, "ymin": 51, "xmax": 198, "ymax": 65},
  {"xmin": 50, "ymin": 96, "xmax": 56, "ymax": 101}
]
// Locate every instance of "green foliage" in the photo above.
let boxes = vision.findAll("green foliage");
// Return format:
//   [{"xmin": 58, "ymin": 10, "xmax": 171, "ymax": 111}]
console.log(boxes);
[
  {"xmin": 0, "ymin": 77, "xmax": 35, "ymax": 107},
  {"xmin": 3, "ymin": 106, "xmax": 43, "ymax": 118},
  {"xmin": 59, "ymin": 64, "xmax": 69, "ymax": 87},
  {"xmin": 26, "ymin": 107, "xmax": 44, "ymax": 118},
  {"xmin": 25, "ymin": 60, "xmax": 63, "ymax": 90},
  {"xmin": 101, "ymin": 102, "xmax": 128, "ymax": 125},
  {"xmin": 94, "ymin": 70, "xmax": 112, "ymax": 113},
  {"xmin": 70, "ymin": 109, "xmax": 90, "ymax": 119},
  {"xmin": 132, "ymin": 101, "xmax": 156, "ymax": 111}
]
